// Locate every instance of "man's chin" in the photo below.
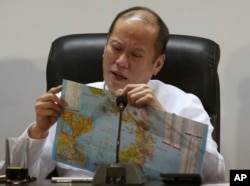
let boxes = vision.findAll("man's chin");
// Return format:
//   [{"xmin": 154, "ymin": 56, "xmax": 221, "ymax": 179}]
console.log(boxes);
[{"xmin": 106, "ymin": 81, "xmax": 126, "ymax": 91}]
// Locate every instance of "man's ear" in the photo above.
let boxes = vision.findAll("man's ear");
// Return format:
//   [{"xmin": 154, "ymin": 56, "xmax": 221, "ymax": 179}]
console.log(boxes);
[{"xmin": 153, "ymin": 54, "xmax": 165, "ymax": 76}]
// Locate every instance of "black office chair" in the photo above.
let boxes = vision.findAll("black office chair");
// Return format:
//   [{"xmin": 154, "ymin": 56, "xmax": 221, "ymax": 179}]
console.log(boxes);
[{"xmin": 46, "ymin": 33, "xmax": 221, "ymax": 151}]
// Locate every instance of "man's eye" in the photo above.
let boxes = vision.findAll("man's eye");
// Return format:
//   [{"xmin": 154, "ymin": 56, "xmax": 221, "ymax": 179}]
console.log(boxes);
[
  {"xmin": 132, "ymin": 52, "xmax": 143, "ymax": 58},
  {"xmin": 112, "ymin": 46, "xmax": 121, "ymax": 52}
]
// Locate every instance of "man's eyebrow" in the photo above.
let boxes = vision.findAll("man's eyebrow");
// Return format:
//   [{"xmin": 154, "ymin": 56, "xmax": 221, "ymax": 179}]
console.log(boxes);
[
  {"xmin": 132, "ymin": 45, "xmax": 146, "ymax": 51},
  {"xmin": 109, "ymin": 40, "xmax": 146, "ymax": 52},
  {"xmin": 110, "ymin": 40, "xmax": 122, "ymax": 45},
  {"xmin": 133, "ymin": 47, "xmax": 145, "ymax": 53}
]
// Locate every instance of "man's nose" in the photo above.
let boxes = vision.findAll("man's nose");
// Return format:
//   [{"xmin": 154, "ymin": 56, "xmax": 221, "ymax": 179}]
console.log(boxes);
[{"xmin": 115, "ymin": 52, "xmax": 129, "ymax": 68}]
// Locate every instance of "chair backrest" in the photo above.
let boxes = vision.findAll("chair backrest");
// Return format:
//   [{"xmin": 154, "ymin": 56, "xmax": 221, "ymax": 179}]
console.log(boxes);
[{"xmin": 46, "ymin": 33, "xmax": 221, "ymax": 150}]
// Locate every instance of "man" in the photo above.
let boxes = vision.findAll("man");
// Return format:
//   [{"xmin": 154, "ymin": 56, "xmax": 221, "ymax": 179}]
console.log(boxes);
[{"xmin": 0, "ymin": 6, "xmax": 225, "ymax": 183}]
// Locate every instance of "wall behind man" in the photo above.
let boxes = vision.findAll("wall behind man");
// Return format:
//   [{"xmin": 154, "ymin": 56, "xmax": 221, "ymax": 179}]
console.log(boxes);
[{"xmin": 1, "ymin": 0, "xmax": 250, "ymax": 181}]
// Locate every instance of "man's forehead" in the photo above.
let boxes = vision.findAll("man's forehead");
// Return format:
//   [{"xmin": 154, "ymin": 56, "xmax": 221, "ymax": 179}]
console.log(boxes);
[
  {"xmin": 120, "ymin": 10, "xmax": 156, "ymax": 24},
  {"xmin": 128, "ymin": 16, "xmax": 144, "ymax": 22},
  {"xmin": 110, "ymin": 40, "xmax": 146, "ymax": 51}
]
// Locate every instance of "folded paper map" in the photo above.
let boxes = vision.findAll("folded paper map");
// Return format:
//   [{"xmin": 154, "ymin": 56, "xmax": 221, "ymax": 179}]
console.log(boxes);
[{"xmin": 52, "ymin": 79, "xmax": 208, "ymax": 180}]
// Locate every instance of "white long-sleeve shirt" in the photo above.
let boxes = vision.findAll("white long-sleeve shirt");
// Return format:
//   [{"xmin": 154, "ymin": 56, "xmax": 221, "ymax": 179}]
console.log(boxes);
[{"xmin": 0, "ymin": 80, "xmax": 225, "ymax": 183}]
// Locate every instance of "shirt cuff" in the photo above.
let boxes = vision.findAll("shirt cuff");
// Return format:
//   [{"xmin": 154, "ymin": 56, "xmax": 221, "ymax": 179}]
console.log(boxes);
[{"xmin": 19, "ymin": 122, "xmax": 47, "ymax": 156}]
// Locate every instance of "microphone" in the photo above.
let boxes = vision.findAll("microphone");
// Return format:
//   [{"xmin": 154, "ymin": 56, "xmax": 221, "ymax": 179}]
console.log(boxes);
[
  {"xmin": 116, "ymin": 95, "xmax": 128, "ymax": 111},
  {"xmin": 116, "ymin": 95, "xmax": 128, "ymax": 163},
  {"xmin": 93, "ymin": 95, "xmax": 144, "ymax": 184}
]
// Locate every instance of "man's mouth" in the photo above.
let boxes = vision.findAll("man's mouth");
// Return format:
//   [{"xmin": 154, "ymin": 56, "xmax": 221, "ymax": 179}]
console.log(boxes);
[{"xmin": 112, "ymin": 71, "xmax": 127, "ymax": 81}]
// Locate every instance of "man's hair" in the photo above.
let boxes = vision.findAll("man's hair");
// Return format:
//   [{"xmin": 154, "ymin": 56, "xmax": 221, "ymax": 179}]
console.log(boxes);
[{"xmin": 107, "ymin": 6, "xmax": 169, "ymax": 56}]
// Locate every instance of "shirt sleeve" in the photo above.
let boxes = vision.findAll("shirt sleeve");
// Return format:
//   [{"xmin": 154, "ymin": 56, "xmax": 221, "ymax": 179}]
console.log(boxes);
[{"xmin": 6, "ymin": 123, "xmax": 57, "ymax": 179}]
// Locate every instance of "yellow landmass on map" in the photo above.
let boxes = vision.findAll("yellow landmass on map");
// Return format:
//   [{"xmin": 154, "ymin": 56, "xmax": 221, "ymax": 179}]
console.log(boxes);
[
  {"xmin": 119, "ymin": 119, "xmax": 154, "ymax": 169},
  {"xmin": 56, "ymin": 110, "xmax": 93, "ymax": 166},
  {"xmin": 56, "ymin": 126, "xmax": 88, "ymax": 166},
  {"xmin": 61, "ymin": 110, "xmax": 93, "ymax": 136},
  {"xmin": 89, "ymin": 86, "xmax": 105, "ymax": 96},
  {"xmin": 122, "ymin": 110, "xmax": 133, "ymax": 123},
  {"xmin": 102, "ymin": 95, "xmax": 119, "ymax": 115},
  {"xmin": 57, "ymin": 130, "xmax": 74, "ymax": 150}
]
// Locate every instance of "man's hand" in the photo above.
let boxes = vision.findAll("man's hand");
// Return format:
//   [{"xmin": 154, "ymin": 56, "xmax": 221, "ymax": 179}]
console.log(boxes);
[
  {"xmin": 118, "ymin": 84, "xmax": 165, "ymax": 111},
  {"xmin": 29, "ymin": 85, "xmax": 67, "ymax": 139}
]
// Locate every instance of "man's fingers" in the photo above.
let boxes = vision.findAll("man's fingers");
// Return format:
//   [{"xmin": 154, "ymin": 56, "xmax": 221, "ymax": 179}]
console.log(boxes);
[
  {"xmin": 37, "ymin": 107, "xmax": 62, "ymax": 118},
  {"xmin": 48, "ymin": 85, "xmax": 62, "ymax": 94},
  {"xmin": 39, "ymin": 86, "xmax": 67, "ymax": 107}
]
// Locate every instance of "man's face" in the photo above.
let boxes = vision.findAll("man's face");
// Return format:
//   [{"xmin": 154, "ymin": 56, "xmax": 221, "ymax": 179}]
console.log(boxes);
[{"xmin": 103, "ymin": 17, "xmax": 164, "ymax": 91}]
